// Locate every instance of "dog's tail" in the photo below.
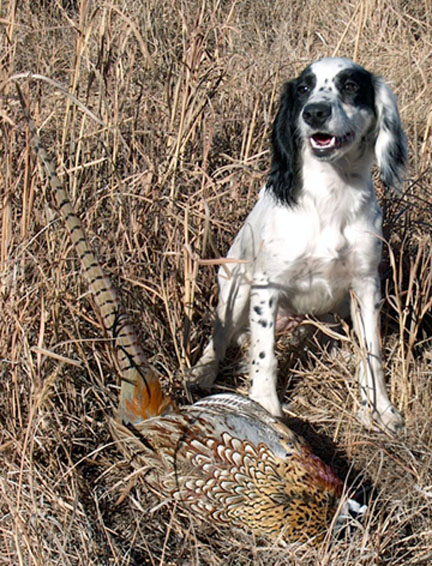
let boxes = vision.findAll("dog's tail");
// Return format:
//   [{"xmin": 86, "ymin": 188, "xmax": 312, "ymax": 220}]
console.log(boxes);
[{"xmin": 17, "ymin": 87, "xmax": 176, "ymax": 424}]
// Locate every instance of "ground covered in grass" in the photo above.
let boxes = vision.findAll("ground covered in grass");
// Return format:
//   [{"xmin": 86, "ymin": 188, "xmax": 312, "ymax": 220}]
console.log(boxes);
[{"xmin": 1, "ymin": 0, "xmax": 432, "ymax": 564}]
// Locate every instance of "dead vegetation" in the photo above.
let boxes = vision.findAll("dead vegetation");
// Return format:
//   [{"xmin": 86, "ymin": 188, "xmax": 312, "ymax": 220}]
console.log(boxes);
[{"xmin": 1, "ymin": 0, "xmax": 432, "ymax": 564}]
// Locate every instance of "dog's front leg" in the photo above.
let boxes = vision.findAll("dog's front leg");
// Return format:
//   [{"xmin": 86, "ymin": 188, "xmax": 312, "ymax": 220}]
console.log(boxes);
[
  {"xmin": 189, "ymin": 266, "xmax": 251, "ymax": 390},
  {"xmin": 351, "ymin": 278, "xmax": 404, "ymax": 433},
  {"xmin": 248, "ymin": 275, "xmax": 282, "ymax": 417}
]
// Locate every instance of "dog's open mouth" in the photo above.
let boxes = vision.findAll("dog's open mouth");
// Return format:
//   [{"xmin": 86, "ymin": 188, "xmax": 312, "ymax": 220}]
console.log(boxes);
[{"xmin": 310, "ymin": 131, "xmax": 355, "ymax": 154}]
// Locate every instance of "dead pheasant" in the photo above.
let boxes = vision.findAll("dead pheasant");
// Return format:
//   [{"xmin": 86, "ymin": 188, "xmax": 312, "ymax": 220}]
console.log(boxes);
[{"xmin": 18, "ymin": 89, "xmax": 365, "ymax": 543}]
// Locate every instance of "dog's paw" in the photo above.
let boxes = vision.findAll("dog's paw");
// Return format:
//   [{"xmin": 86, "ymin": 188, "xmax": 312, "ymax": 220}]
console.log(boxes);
[
  {"xmin": 187, "ymin": 360, "xmax": 218, "ymax": 391},
  {"xmin": 357, "ymin": 402, "xmax": 405, "ymax": 435}
]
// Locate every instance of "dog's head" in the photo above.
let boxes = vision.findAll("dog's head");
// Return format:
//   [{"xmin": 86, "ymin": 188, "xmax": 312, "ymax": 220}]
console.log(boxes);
[{"xmin": 269, "ymin": 57, "xmax": 407, "ymax": 203}]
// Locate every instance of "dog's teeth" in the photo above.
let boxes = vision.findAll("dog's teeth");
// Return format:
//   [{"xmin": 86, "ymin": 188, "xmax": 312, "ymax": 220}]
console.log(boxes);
[
  {"xmin": 311, "ymin": 132, "xmax": 355, "ymax": 151},
  {"xmin": 311, "ymin": 136, "xmax": 335, "ymax": 149}
]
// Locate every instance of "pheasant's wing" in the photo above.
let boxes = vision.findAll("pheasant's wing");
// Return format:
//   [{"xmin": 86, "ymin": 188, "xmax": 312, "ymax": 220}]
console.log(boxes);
[
  {"xmin": 192, "ymin": 393, "xmax": 286, "ymax": 426},
  {"xmin": 189, "ymin": 393, "xmax": 302, "ymax": 456}
]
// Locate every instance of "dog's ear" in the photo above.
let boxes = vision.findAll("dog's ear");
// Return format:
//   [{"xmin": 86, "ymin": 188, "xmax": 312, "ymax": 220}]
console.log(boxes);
[
  {"xmin": 373, "ymin": 77, "xmax": 407, "ymax": 189},
  {"xmin": 268, "ymin": 80, "xmax": 301, "ymax": 204}
]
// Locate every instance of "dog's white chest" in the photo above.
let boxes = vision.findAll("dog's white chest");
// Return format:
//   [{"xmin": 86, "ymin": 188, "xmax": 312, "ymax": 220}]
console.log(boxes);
[
  {"xmin": 252, "ymin": 202, "xmax": 357, "ymax": 314},
  {"xmin": 228, "ymin": 187, "xmax": 381, "ymax": 316},
  {"xmin": 271, "ymin": 227, "xmax": 352, "ymax": 314}
]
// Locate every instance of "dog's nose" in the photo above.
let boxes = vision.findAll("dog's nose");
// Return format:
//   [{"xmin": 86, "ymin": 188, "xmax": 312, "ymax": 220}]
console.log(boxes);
[{"xmin": 302, "ymin": 102, "xmax": 332, "ymax": 129}]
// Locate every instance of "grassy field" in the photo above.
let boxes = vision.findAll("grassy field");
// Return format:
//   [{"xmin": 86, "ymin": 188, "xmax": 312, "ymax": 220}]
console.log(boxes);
[{"xmin": 1, "ymin": 0, "xmax": 432, "ymax": 564}]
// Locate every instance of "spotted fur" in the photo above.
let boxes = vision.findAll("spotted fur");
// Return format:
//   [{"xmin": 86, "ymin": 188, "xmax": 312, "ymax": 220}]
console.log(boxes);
[{"xmin": 190, "ymin": 58, "xmax": 407, "ymax": 434}]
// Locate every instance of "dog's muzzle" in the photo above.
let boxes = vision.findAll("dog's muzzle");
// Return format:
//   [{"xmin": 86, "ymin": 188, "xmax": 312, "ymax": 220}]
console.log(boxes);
[{"xmin": 302, "ymin": 102, "xmax": 355, "ymax": 159}]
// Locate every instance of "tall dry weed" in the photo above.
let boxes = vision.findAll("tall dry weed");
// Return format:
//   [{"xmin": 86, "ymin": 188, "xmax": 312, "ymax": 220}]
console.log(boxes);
[{"xmin": 1, "ymin": 0, "xmax": 432, "ymax": 564}]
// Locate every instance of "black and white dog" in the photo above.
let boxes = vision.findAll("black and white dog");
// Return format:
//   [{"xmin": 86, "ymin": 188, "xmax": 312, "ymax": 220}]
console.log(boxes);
[{"xmin": 191, "ymin": 57, "xmax": 407, "ymax": 433}]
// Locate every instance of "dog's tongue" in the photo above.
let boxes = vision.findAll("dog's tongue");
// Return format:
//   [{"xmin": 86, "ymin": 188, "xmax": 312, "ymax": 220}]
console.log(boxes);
[{"xmin": 312, "ymin": 133, "xmax": 334, "ymax": 147}]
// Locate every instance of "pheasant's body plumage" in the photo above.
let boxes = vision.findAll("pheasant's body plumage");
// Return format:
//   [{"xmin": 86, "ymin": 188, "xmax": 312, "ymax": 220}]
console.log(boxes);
[
  {"xmin": 19, "ymin": 89, "xmax": 362, "ymax": 544},
  {"xmin": 115, "ymin": 393, "xmax": 343, "ymax": 541}
]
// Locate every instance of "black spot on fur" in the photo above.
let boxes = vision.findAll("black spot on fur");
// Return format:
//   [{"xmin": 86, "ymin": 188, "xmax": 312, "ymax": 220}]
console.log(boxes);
[
  {"xmin": 253, "ymin": 305, "xmax": 263, "ymax": 316},
  {"xmin": 259, "ymin": 352, "xmax": 266, "ymax": 359},
  {"xmin": 258, "ymin": 319, "xmax": 268, "ymax": 328},
  {"xmin": 334, "ymin": 68, "xmax": 375, "ymax": 110}
]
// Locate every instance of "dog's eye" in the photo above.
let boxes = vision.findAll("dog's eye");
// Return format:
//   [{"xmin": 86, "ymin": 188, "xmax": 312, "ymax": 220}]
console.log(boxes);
[
  {"xmin": 297, "ymin": 83, "xmax": 310, "ymax": 95},
  {"xmin": 343, "ymin": 80, "xmax": 358, "ymax": 93}
]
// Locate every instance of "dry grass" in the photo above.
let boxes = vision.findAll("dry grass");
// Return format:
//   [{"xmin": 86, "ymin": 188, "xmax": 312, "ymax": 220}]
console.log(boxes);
[{"xmin": 1, "ymin": 0, "xmax": 432, "ymax": 564}]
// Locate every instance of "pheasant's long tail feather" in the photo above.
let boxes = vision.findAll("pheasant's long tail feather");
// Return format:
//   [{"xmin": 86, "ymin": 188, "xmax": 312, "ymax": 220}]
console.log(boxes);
[{"xmin": 17, "ymin": 87, "xmax": 176, "ymax": 422}]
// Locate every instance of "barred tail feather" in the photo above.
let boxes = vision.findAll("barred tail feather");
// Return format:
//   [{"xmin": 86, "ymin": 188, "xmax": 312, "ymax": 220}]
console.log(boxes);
[{"xmin": 18, "ymin": 87, "xmax": 176, "ymax": 423}]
